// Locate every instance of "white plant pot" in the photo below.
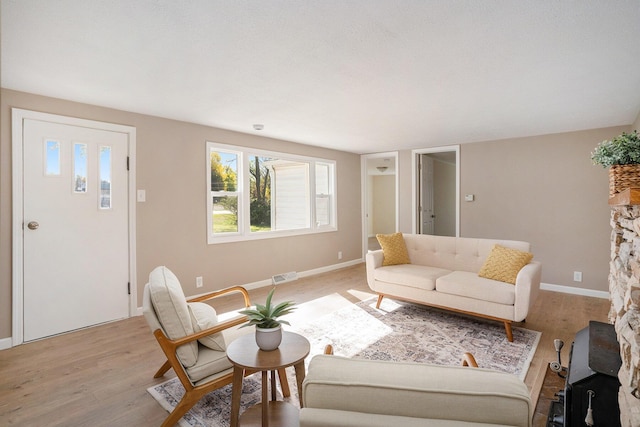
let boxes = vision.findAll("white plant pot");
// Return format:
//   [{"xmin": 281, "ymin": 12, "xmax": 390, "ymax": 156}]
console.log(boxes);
[{"xmin": 255, "ymin": 325, "xmax": 282, "ymax": 351}]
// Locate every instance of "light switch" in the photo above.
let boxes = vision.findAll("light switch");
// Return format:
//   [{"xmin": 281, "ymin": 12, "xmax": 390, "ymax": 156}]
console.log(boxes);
[
  {"xmin": 464, "ymin": 194, "xmax": 475, "ymax": 202},
  {"xmin": 137, "ymin": 189, "xmax": 146, "ymax": 202}
]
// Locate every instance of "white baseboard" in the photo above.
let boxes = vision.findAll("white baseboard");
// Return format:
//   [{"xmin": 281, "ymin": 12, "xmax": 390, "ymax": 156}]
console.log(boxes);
[
  {"xmin": 541, "ymin": 282, "xmax": 610, "ymax": 299},
  {"xmin": 229, "ymin": 258, "xmax": 364, "ymax": 291},
  {"xmin": 0, "ymin": 337, "xmax": 13, "ymax": 350},
  {"xmin": 137, "ymin": 259, "xmax": 365, "ymax": 313}
]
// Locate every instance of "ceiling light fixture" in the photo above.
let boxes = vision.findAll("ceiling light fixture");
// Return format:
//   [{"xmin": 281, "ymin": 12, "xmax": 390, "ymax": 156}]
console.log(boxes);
[
  {"xmin": 376, "ymin": 166, "xmax": 388, "ymax": 173},
  {"xmin": 253, "ymin": 124, "xmax": 264, "ymax": 131}
]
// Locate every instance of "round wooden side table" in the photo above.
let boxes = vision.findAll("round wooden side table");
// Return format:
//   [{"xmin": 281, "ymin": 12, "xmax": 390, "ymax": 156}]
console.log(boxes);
[{"xmin": 227, "ymin": 331, "xmax": 310, "ymax": 427}]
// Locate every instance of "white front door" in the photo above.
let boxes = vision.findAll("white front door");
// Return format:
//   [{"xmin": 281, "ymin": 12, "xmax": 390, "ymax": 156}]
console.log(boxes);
[{"xmin": 21, "ymin": 116, "xmax": 131, "ymax": 341}]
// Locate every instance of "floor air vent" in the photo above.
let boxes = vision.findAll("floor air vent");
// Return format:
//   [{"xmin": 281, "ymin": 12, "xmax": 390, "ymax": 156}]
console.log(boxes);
[{"xmin": 272, "ymin": 271, "xmax": 298, "ymax": 285}]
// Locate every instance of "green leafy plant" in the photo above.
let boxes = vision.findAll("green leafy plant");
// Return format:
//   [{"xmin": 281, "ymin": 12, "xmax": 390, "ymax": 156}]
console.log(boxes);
[
  {"xmin": 591, "ymin": 130, "xmax": 640, "ymax": 168},
  {"xmin": 239, "ymin": 287, "xmax": 296, "ymax": 329}
]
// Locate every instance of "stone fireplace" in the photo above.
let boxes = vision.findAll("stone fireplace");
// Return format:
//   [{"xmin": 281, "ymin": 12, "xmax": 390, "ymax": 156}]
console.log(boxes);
[{"xmin": 609, "ymin": 188, "xmax": 640, "ymax": 426}]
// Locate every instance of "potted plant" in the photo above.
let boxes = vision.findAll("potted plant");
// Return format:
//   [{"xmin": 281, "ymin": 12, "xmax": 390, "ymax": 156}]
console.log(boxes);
[
  {"xmin": 591, "ymin": 130, "xmax": 640, "ymax": 197},
  {"xmin": 239, "ymin": 287, "xmax": 296, "ymax": 351}
]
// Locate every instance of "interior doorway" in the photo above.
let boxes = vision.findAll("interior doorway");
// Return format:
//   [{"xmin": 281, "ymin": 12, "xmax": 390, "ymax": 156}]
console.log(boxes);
[
  {"xmin": 361, "ymin": 153, "xmax": 398, "ymax": 254},
  {"xmin": 413, "ymin": 146, "xmax": 459, "ymax": 237}
]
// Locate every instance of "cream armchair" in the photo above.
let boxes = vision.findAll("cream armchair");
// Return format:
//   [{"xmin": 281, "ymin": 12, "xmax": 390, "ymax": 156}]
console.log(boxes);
[{"xmin": 143, "ymin": 266, "xmax": 289, "ymax": 427}]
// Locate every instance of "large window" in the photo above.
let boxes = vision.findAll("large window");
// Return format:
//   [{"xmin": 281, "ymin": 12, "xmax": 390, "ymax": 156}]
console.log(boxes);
[{"xmin": 207, "ymin": 142, "xmax": 336, "ymax": 243}]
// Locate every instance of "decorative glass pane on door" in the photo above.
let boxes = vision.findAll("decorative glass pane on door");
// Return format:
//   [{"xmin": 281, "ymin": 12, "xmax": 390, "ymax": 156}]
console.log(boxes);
[
  {"xmin": 73, "ymin": 143, "xmax": 88, "ymax": 193},
  {"xmin": 45, "ymin": 140, "xmax": 61, "ymax": 176},
  {"xmin": 99, "ymin": 146, "xmax": 112, "ymax": 209}
]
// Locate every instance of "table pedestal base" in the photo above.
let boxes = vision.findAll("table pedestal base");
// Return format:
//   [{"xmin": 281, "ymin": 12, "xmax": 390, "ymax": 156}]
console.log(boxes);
[{"xmin": 239, "ymin": 401, "xmax": 299, "ymax": 427}]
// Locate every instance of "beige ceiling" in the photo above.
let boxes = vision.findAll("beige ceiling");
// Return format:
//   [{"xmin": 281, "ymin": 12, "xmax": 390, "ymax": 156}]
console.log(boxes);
[{"xmin": 2, "ymin": 1, "xmax": 640, "ymax": 154}]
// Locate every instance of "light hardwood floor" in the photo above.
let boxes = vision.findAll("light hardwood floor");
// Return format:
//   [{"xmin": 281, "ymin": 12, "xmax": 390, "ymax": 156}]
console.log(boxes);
[{"xmin": 0, "ymin": 263, "xmax": 610, "ymax": 426}]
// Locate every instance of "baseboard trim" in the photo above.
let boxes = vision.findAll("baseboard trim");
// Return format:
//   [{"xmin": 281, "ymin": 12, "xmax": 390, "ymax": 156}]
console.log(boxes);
[
  {"xmin": 0, "ymin": 337, "xmax": 13, "ymax": 350},
  {"xmin": 241, "ymin": 258, "xmax": 364, "ymax": 290},
  {"xmin": 541, "ymin": 282, "xmax": 610, "ymax": 299},
  {"xmin": 137, "ymin": 259, "xmax": 365, "ymax": 314}
]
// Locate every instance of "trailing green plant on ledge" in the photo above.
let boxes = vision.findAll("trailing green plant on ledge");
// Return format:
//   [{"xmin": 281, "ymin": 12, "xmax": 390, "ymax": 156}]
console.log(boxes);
[
  {"xmin": 591, "ymin": 130, "xmax": 640, "ymax": 168},
  {"xmin": 239, "ymin": 287, "xmax": 297, "ymax": 329}
]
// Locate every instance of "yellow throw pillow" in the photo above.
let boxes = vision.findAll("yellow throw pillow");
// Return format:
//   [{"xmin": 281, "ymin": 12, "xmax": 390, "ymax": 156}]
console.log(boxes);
[
  {"xmin": 478, "ymin": 244, "xmax": 533, "ymax": 285},
  {"xmin": 376, "ymin": 232, "xmax": 410, "ymax": 266}
]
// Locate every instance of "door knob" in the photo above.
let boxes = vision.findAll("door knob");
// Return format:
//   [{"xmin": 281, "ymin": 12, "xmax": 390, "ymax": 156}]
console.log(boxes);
[{"xmin": 27, "ymin": 221, "xmax": 39, "ymax": 230}]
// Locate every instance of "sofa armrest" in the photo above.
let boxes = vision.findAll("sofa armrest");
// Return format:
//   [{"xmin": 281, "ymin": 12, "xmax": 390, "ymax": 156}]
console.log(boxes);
[
  {"xmin": 365, "ymin": 250, "xmax": 384, "ymax": 291},
  {"xmin": 513, "ymin": 261, "xmax": 542, "ymax": 321},
  {"xmin": 301, "ymin": 355, "xmax": 532, "ymax": 427}
]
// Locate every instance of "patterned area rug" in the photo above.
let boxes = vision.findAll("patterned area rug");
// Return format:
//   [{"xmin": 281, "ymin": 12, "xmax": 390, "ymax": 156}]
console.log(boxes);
[{"xmin": 148, "ymin": 297, "xmax": 541, "ymax": 427}]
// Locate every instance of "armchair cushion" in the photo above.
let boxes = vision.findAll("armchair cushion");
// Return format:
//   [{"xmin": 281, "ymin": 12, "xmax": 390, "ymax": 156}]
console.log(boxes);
[
  {"xmin": 186, "ymin": 345, "xmax": 233, "ymax": 384},
  {"xmin": 188, "ymin": 302, "xmax": 226, "ymax": 351},
  {"xmin": 187, "ymin": 324, "xmax": 253, "ymax": 384},
  {"xmin": 148, "ymin": 266, "xmax": 198, "ymax": 368}
]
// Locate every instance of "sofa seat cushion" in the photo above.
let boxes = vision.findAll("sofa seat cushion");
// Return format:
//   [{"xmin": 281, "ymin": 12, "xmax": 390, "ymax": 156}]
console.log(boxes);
[
  {"xmin": 374, "ymin": 264, "xmax": 452, "ymax": 291},
  {"xmin": 435, "ymin": 271, "xmax": 515, "ymax": 305}
]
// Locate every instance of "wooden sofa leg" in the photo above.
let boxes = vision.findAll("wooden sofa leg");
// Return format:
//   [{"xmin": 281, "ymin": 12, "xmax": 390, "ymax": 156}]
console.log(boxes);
[
  {"xmin": 504, "ymin": 321, "xmax": 514, "ymax": 342},
  {"xmin": 376, "ymin": 294, "xmax": 384, "ymax": 309}
]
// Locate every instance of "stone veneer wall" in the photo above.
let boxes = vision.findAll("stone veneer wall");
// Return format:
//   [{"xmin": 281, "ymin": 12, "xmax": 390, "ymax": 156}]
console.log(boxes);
[{"xmin": 610, "ymin": 203, "xmax": 640, "ymax": 427}]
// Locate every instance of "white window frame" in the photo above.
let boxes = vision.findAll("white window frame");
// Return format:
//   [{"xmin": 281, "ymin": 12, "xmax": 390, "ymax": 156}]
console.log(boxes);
[{"xmin": 207, "ymin": 142, "xmax": 337, "ymax": 244}]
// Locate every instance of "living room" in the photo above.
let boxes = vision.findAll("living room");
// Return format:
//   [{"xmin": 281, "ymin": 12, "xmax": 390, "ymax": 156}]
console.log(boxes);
[{"xmin": 2, "ymin": 1, "xmax": 640, "ymax": 426}]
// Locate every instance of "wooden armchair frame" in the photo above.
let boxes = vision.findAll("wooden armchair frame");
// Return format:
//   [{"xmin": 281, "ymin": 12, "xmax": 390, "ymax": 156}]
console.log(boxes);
[
  {"xmin": 149, "ymin": 286, "xmax": 289, "ymax": 427},
  {"xmin": 461, "ymin": 352, "xmax": 479, "ymax": 367}
]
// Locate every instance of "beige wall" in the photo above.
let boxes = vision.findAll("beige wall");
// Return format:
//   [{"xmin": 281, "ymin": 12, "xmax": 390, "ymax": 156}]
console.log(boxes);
[
  {"xmin": 634, "ymin": 111, "xmax": 640, "ymax": 130},
  {"xmin": 395, "ymin": 127, "xmax": 628, "ymax": 292},
  {"xmin": 0, "ymin": 89, "xmax": 362, "ymax": 340},
  {"xmin": 372, "ymin": 175, "xmax": 396, "ymax": 235}
]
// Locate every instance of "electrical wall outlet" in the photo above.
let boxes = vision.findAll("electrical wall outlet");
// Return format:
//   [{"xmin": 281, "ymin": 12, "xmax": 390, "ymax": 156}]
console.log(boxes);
[
  {"xmin": 196, "ymin": 276, "xmax": 203, "ymax": 288},
  {"xmin": 338, "ymin": 251, "xmax": 343, "ymax": 260},
  {"xmin": 573, "ymin": 271, "xmax": 582, "ymax": 282}
]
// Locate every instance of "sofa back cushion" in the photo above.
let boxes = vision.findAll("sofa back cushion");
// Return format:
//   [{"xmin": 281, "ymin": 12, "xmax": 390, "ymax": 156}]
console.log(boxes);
[{"xmin": 403, "ymin": 235, "xmax": 530, "ymax": 273}]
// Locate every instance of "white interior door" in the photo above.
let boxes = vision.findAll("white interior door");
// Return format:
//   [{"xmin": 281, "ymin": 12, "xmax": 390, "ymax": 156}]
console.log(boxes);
[
  {"xmin": 22, "ymin": 118, "xmax": 130, "ymax": 341},
  {"xmin": 420, "ymin": 155, "xmax": 435, "ymax": 235}
]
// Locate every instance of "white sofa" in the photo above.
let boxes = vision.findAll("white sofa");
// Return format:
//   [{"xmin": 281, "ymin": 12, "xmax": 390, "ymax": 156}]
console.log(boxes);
[
  {"xmin": 300, "ymin": 355, "xmax": 533, "ymax": 427},
  {"xmin": 365, "ymin": 234, "xmax": 542, "ymax": 341}
]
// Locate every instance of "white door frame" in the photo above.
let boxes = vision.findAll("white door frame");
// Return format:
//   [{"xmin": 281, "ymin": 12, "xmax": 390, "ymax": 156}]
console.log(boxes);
[
  {"xmin": 11, "ymin": 108, "xmax": 137, "ymax": 346},
  {"xmin": 361, "ymin": 152, "xmax": 398, "ymax": 258},
  {"xmin": 411, "ymin": 146, "xmax": 460, "ymax": 236}
]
